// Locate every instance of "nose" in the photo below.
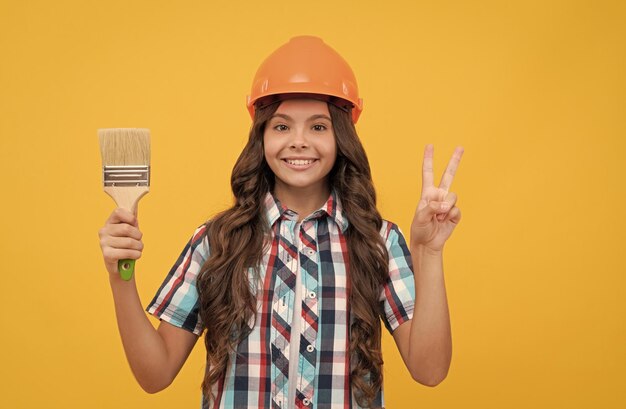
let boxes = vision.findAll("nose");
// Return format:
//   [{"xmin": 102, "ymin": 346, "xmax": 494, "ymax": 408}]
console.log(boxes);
[{"xmin": 289, "ymin": 127, "xmax": 309, "ymax": 149}]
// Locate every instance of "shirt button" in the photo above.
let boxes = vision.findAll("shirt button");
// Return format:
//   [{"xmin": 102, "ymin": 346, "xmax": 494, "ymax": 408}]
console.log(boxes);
[
  {"xmin": 303, "ymin": 398, "xmax": 311, "ymax": 406},
  {"xmin": 308, "ymin": 291, "xmax": 316, "ymax": 299},
  {"xmin": 306, "ymin": 249, "xmax": 315, "ymax": 257},
  {"xmin": 306, "ymin": 344, "xmax": 315, "ymax": 353}
]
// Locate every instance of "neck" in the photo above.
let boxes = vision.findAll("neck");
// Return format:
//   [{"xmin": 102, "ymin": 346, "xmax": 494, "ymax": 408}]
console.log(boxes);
[{"xmin": 273, "ymin": 182, "xmax": 331, "ymax": 221}]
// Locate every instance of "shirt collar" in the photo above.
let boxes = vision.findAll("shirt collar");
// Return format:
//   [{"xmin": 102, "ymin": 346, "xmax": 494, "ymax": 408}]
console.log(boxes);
[{"xmin": 263, "ymin": 189, "xmax": 348, "ymax": 232}]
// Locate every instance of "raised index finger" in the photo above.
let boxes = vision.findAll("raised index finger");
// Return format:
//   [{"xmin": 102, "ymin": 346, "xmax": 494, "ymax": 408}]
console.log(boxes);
[{"xmin": 438, "ymin": 146, "xmax": 464, "ymax": 192}]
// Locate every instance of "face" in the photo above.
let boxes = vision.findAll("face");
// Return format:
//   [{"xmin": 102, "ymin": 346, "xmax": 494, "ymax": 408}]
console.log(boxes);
[{"xmin": 263, "ymin": 98, "xmax": 337, "ymax": 198}]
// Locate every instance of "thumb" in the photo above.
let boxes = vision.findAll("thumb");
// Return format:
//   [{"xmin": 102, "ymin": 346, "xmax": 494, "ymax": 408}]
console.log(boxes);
[{"xmin": 416, "ymin": 201, "xmax": 449, "ymax": 224}]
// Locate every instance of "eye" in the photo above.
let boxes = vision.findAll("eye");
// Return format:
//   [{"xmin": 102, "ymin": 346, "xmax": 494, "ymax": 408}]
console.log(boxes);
[
  {"xmin": 274, "ymin": 124, "xmax": 289, "ymax": 132},
  {"xmin": 312, "ymin": 124, "xmax": 328, "ymax": 131}
]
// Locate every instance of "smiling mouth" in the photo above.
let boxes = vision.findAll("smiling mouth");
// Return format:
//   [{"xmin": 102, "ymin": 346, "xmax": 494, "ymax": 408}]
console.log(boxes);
[{"xmin": 283, "ymin": 159, "xmax": 317, "ymax": 166}]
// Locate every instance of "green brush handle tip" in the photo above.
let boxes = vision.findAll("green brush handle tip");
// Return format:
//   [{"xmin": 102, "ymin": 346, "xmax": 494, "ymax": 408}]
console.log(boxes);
[{"xmin": 118, "ymin": 259, "xmax": 135, "ymax": 281}]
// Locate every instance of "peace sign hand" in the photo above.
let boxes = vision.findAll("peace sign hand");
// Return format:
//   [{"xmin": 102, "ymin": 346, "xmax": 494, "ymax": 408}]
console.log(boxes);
[{"xmin": 411, "ymin": 144, "xmax": 464, "ymax": 252}]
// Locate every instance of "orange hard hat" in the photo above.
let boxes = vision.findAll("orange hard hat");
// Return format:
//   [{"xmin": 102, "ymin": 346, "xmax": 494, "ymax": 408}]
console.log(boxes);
[{"xmin": 246, "ymin": 36, "xmax": 364, "ymax": 123}]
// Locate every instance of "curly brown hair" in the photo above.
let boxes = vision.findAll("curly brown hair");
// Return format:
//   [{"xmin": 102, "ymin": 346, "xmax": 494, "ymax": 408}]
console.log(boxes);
[{"xmin": 196, "ymin": 100, "xmax": 389, "ymax": 408}]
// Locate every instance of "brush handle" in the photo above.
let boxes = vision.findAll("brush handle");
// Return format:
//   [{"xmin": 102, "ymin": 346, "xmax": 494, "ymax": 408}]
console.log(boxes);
[
  {"xmin": 104, "ymin": 186, "xmax": 149, "ymax": 281},
  {"xmin": 118, "ymin": 259, "xmax": 136, "ymax": 280}
]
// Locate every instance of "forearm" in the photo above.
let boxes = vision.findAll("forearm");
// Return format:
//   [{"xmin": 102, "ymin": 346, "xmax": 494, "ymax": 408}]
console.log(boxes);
[
  {"xmin": 108, "ymin": 274, "xmax": 175, "ymax": 392},
  {"xmin": 407, "ymin": 244, "xmax": 452, "ymax": 385}
]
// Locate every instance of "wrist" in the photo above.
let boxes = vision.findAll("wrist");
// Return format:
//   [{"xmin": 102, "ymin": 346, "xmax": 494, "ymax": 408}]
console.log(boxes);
[
  {"xmin": 411, "ymin": 242, "xmax": 443, "ymax": 257},
  {"xmin": 109, "ymin": 271, "xmax": 135, "ymax": 286}
]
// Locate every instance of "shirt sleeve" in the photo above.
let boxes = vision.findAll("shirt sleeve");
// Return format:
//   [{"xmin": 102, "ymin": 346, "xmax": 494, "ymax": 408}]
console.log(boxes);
[
  {"xmin": 146, "ymin": 224, "xmax": 210, "ymax": 336},
  {"xmin": 379, "ymin": 221, "xmax": 416, "ymax": 334}
]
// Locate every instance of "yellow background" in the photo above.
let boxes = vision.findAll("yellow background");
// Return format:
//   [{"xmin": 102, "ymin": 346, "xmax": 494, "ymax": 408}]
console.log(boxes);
[{"xmin": 1, "ymin": 0, "xmax": 624, "ymax": 408}]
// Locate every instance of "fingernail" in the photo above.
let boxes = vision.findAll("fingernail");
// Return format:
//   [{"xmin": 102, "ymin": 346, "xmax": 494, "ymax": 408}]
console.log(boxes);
[{"xmin": 441, "ymin": 203, "xmax": 450, "ymax": 211}]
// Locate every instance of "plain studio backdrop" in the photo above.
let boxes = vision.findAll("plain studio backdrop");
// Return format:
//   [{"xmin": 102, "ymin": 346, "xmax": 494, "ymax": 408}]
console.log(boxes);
[{"xmin": 0, "ymin": 1, "xmax": 624, "ymax": 408}]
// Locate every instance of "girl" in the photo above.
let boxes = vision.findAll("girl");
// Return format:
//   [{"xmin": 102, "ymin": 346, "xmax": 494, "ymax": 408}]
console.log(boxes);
[{"xmin": 99, "ymin": 35, "xmax": 463, "ymax": 409}]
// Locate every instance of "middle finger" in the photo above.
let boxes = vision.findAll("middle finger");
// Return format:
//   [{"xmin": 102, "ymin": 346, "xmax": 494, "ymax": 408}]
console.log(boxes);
[{"xmin": 438, "ymin": 146, "xmax": 464, "ymax": 192}]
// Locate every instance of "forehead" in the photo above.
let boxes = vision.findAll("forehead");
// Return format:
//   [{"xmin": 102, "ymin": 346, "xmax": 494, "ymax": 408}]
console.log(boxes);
[{"xmin": 274, "ymin": 98, "xmax": 330, "ymax": 116}]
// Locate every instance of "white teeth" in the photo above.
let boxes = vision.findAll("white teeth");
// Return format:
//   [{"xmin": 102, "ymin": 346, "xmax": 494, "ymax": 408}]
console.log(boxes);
[{"xmin": 286, "ymin": 159, "xmax": 314, "ymax": 166}]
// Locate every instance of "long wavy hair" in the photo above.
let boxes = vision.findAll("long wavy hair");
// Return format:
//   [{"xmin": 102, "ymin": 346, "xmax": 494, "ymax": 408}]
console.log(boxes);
[{"xmin": 196, "ymin": 100, "xmax": 389, "ymax": 408}]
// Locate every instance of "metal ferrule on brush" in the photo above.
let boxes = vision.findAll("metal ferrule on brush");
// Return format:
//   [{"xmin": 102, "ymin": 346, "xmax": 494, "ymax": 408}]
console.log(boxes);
[{"xmin": 102, "ymin": 165, "xmax": 150, "ymax": 187}]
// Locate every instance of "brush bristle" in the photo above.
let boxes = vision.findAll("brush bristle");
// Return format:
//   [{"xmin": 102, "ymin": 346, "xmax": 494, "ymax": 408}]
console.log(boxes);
[{"xmin": 98, "ymin": 128, "xmax": 151, "ymax": 166}]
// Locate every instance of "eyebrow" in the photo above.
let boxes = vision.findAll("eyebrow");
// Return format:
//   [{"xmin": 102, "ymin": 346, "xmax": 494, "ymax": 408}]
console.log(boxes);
[{"xmin": 269, "ymin": 113, "xmax": 332, "ymax": 122}]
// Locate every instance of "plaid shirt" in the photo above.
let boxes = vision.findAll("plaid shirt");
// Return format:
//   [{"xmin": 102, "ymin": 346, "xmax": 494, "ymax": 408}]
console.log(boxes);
[{"xmin": 147, "ymin": 191, "xmax": 415, "ymax": 409}]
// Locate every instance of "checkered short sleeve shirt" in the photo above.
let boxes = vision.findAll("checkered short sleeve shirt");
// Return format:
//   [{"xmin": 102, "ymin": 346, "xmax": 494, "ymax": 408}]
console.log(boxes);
[{"xmin": 147, "ymin": 191, "xmax": 415, "ymax": 409}]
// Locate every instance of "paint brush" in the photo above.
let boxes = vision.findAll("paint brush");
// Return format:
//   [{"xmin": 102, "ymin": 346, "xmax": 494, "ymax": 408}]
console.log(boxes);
[{"xmin": 98, "ymin": 128, "xmax": 150, "ymax": 281}]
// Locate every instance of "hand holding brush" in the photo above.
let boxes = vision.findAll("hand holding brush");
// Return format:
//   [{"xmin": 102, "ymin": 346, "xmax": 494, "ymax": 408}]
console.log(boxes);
[{"xmin": 99, "ymin": 208, "xmax": 144, "ymax": 279}]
